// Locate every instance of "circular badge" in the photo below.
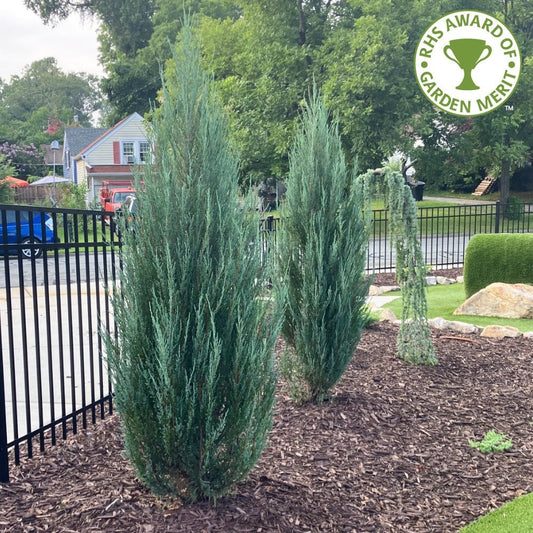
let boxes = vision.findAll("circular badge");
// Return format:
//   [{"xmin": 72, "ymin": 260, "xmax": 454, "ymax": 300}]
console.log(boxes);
[{"xmin": 415, "ymin": 10, "xmax": 521, "ymax": 116}]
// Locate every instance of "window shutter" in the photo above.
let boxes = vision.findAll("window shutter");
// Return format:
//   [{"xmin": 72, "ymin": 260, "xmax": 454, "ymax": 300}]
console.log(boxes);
[{"xmin": 113, "ymin": 141, "xmax": 120, "ymax": 164}]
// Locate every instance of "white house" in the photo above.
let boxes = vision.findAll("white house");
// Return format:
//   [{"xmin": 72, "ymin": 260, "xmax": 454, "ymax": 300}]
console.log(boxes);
[{"xmin": 62, "ymin": 112, "xmax": 148, "ymax": 203}]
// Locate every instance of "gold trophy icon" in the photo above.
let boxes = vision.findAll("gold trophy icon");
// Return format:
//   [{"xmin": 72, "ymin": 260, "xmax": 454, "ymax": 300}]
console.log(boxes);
[{"xmin": 443, "ymin": 39, "xmax": 492, "ymax": 90}]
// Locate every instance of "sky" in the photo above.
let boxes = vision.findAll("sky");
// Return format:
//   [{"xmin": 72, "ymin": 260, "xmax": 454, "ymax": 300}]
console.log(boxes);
[{"xmin": 0, "ymin": 0, "xmax": 102, "ymax": 82}]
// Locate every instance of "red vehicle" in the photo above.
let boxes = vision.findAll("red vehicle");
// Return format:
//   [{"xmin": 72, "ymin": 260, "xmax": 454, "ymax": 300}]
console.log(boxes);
[{"xmin": 100, "ymin": 180, "xmax": 137, "ymax": 213}]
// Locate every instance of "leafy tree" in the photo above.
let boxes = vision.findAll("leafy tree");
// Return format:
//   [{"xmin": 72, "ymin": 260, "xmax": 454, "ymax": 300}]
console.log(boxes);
[
  {"xmin": 26, "ymin": 0, "xmax": 532, "ymax": 192},
  {"xmin": 448, "ymin": 1, "xmax": 533, "ymax": 206},
  {"xmin": 24, "ymin": 0, "xmax": 156, "ymax": 55},
  {"xmin": 278, "ymin": 90, "xmax": 370, "ymax": 403},
  {"xmin": 199, "ymin": 8, "xmax": 308, "ymax": 186},
  {"xmin": 106, "ymin": 22, "xmax": 281, "ymax": 502},
  {"xmin": 0, "ymin": 58, "xmax": 101, "ymax": 145}
]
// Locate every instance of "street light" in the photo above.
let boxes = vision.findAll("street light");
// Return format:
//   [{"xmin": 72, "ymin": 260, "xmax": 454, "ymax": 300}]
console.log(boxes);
[{"xmin": 51, "ymin": 140, "xmax": 60, "ymax": 205}]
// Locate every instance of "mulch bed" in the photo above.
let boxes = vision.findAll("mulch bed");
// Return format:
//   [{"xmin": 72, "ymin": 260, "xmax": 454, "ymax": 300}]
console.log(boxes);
[{"xmin": 1, "ymin": 269, "xmax": 532, "ymax": 532}]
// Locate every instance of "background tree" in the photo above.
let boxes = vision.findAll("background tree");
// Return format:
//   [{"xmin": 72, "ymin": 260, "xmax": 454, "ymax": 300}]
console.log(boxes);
[
  {"xmin": 278, "ymin": 90, "xmax": 370, "ymax": 403},
  {"xmin": 0, "ymin": 58, "xmax": 101, "ymax": 145},
  {"xmin": 26, "ymin": 0, "xmax": 532, "ymax": 191},
  {"xmin": 106, "ymin": 23, "xmax": 281, "ymax": 502},
  {"xmin": 407, "ymin": 0, "xmax": 532, "ymax": 198},
  {"xmin": 0, "ymin": 142, "xmax": 44, "ymax": 180},
  {"xmin": 99, "ymin": 0, "xmax": 240, "ymax": 124}
]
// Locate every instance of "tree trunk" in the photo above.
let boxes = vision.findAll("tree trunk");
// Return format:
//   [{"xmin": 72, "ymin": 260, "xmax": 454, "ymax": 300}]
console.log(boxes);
[{"xmin": 500, "ymin": 157, "xmax": 511, "ymax": 214}]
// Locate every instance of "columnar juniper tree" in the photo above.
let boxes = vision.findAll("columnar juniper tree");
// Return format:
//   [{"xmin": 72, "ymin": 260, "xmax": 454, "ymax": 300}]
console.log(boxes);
[
  {"xmin": 105, "ymin": 24, "xmax": 281, "ymax": 502},
  {"xmin": 278, "ymin": 91, "xmax": 371, "ymax": 403}
]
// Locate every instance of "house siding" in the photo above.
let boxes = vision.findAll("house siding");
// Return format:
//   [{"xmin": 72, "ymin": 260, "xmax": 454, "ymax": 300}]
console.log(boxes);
[
  {"xmin": 76, "ymin": 160, "xmax": 88, "ymax": 185},
  {"xmin": 83, "ymin": 116, "xmax": 147, "ymax": 167},
  {"xmin": 68, "ymin": 113, "xmax": 147, "ymax": 205}
]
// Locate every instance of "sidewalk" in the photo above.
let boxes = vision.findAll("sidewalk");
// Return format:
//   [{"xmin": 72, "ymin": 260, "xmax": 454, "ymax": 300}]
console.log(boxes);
[{"xmin": 1, "ymin": 283, "xmax": 110, "ymax": 444}]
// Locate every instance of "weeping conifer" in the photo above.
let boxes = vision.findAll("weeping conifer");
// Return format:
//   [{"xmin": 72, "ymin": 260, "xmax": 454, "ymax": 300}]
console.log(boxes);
[
  {"xmin": 379, "ymin": 167, "xmax": 437, "ymax": 365},
  {"xmin": 278, "ymin": 91, "xmax": 371, "ymax": 402},
  {"xmin": 105, "ymin": 24, "xmax": 281, "ymax": 502}
]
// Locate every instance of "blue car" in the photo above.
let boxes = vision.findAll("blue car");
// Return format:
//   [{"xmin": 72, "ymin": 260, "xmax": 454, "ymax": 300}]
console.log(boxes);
[{"xmin": 0, "ymin": 209, "xmax": 56, "ymax": 259}]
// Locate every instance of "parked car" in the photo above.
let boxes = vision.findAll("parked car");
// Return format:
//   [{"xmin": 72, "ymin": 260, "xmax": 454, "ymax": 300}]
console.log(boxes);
[{"xmin": 0, "ymin": 209, "xmax": 56, "ymax": 258}]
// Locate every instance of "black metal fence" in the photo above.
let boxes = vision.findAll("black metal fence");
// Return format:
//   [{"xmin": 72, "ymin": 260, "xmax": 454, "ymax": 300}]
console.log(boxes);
[
  {"xmin": 1, "ymin": 200, "xmax": 531, "ymax": 482},
  {"xmin": 0, "ymin": 204, "xmax": 120, "ymax": 482},
  {"xmin": 262, "ymin": 201, "xmax": 533, "ymax": 272}
]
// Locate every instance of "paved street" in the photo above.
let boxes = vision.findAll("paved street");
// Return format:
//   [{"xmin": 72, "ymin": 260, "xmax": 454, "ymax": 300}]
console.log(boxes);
[
  {"xmin": 0, "ymin": 251, "xmax": 120, "ymax": 289},
  {"xmin": 0, "ymin": 282, "xmax": 112, "ymax": 444}
]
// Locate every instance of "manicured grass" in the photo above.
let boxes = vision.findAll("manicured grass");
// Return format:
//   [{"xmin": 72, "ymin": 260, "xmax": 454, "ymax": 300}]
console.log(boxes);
[
  {"xmin": 382, "ymin": 282, "xmax": 533, "ymax": 333},
  {"xmin": 426, "ymin": 189, "xmax": 533, "ymax": 203},
  {"xmin": 267, "ymin": 197, "xmax": 533, "ymax": 237},
  {"xmin": 371, "ymin": 203, "xmax": 533, "ymax": 236},
  {"xmin": 458, "ymin": 492, "xmax": 533, "ymax": 533},
  {"xmin": 370, "ymin": 198, "xmax": 455, "ymax": 210}
]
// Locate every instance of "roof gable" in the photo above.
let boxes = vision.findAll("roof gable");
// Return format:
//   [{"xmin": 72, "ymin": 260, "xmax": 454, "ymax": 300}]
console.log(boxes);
[
  {"xmin": 64, "ymin": 127, "xmax": 108, "ymax": 158},
  {"xmin": 75, "ymin": 112, "xmax": 146, "ymax": 159}
]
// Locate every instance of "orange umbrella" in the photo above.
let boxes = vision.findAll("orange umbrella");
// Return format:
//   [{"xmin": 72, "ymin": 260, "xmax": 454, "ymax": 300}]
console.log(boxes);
[{"xmin": 0, "ymin": 176, "xmax": 29, "ymax": 188}]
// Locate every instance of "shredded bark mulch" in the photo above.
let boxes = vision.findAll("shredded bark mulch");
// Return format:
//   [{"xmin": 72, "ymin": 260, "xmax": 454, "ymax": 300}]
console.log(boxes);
[
  {"xmin": 2, "ymin": 267, "xmax": 531, "ymax": 532},
  {"xmin": 1, "ymin": 317, "xmax": 531, "ymax": 532}
]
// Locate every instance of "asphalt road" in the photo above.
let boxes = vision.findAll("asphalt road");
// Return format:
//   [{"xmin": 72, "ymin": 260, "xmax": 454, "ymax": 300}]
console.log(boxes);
[{"xmin": 0, "ymin": 251, "xmax": 121, "ymax": 289}]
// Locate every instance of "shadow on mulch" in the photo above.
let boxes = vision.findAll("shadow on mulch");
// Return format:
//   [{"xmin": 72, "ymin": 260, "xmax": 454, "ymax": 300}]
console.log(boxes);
[{"xmin": 1, "ymin": 321, "xmax": 532, "ymax": 532}]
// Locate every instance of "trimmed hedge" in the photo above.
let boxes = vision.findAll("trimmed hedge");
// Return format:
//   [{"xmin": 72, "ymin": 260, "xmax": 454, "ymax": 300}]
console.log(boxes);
[{"xmin": 464, "ymin": 233, "xmax": 533, "ymax": 298}]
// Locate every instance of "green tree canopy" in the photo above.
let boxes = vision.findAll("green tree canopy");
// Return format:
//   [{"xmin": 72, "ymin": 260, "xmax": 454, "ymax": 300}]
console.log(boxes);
[
  {"xmin": 0, "ymin": 58, "xmax": 101, "ymax": 147},
  {"xmin": 26, "ymin": 0, "xmax": 533, "ymax": 191}
]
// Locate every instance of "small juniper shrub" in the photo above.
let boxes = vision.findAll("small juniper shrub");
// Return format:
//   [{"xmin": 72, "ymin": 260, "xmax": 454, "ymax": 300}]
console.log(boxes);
[{"xmin": 278, "ymin": 90, "xmax": 371, "ymax": 403}]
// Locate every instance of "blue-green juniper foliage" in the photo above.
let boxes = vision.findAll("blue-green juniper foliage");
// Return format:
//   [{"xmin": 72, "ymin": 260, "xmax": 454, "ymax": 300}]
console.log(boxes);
[
  {"xmin": 278, "ymin": 91, "xmax": 372, "ymax": 402},
  {"xmin": 105, "ymin": 23, "xmax": 282, "ymax": 502}
]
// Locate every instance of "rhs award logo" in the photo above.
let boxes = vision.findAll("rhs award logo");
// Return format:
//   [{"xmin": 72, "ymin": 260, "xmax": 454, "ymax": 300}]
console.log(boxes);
[{"xmin": 415, "ymin": 10, "xmax": 521, "ymax": 116}]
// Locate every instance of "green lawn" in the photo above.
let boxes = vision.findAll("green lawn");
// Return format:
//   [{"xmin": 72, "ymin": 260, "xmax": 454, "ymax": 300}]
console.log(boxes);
[
  {"xmin": 265, "ymin": 197, "xmax": 533, "ymax": 237},
  {"xmin": 425, "ymin": 189, "xmax": 533, "ymax": 203},
  {"xmin": 458, "ymin": 492, "xmax": 533, "ymax": 533},
  {"xmin": 382, "ymin": 282, "xmax": 533, "ymax": 333}
]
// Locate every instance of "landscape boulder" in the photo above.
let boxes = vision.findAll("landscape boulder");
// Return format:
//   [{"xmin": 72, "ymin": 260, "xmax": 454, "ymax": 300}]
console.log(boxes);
[
  {"xmin": 480, "ymin": 325, "xmax": 522, "ymax": 339},
  {"xmin": 454, "ymin": 282, "xmax": 533, "ymax": 319},
  {"xmin": 429, "ymin": 317, "xmax": 479, "ymax": 334}
]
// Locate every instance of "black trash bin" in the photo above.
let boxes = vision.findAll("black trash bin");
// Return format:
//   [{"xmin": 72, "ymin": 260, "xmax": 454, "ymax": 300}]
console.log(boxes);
[{"xmin": 409, "ymin": 180, "xmax": 425, "ymax": 201}]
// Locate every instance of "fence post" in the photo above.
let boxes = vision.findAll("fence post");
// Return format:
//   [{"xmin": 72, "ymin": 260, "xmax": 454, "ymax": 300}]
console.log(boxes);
[
  {"xmin": 0, "ymin": 345, "xmax": 9, "ymax": 482},
  {"xmin": 494, "ymin": 201, "xmax": 500, "ymax": 233}
]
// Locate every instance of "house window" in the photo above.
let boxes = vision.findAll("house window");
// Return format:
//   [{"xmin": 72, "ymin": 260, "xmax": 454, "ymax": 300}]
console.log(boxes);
[
  {"xmin": 121, "ymin": 140, "xmax": 150, "ymax": 164},
  {"xmin": 139, "ymin": 142, "xmax": 150, "ymax": 163},
  {"xmin": 122, "ymin": 142, "xmax": 135, "ymax": 164}
]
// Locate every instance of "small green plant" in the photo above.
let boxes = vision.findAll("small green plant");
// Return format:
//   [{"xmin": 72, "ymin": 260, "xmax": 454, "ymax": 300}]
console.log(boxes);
[
  {"xmin": 469, "ymin": 430, "xmax": 512, "ymax": 453},
  {"xmin": 58, "ymin": 183, "xmax": 88, "ymax": 209}
]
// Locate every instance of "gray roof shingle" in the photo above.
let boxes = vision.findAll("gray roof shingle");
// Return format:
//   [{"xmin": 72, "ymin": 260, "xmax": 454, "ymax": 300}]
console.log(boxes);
[{"xmin": 64, "ymin": 127, "xmax": 108, "ymax": 157}]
